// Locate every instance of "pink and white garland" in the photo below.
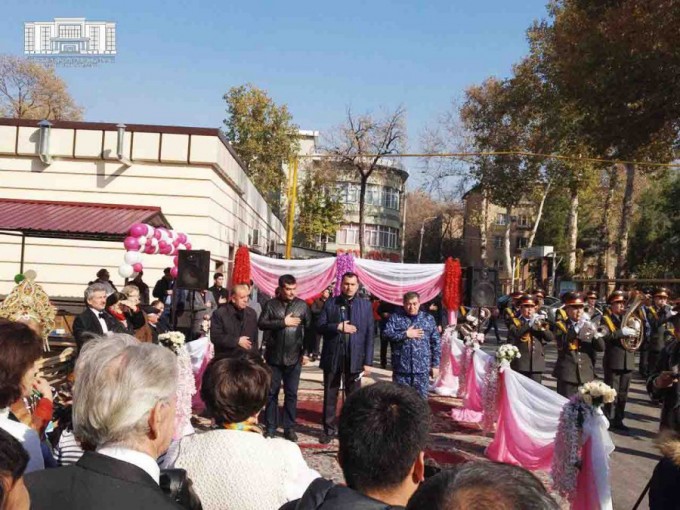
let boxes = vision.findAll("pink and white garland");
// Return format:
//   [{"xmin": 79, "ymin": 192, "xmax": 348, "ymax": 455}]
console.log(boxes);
[
  {"xmin": 551, "ymin": 396, "xmax": 588, "ymax": 500},
  {"xmin": 120, "ymin": 223, "xmax": 192, "ymax": 279},
  {"xmin": 457, "ymin": 346, "xmax": 473, "ymax": 398},
  {"xmin": 173, "ymin": 345, "xmax": 196, "ymax": 439},
  {"xmin": 481, "ymin": 358, "xmax": 501, "ymax": 433}
]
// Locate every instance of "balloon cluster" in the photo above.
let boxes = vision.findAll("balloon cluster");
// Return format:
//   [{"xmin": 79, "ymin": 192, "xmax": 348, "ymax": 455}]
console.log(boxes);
[{"xmin": 119, "ymin": 223, "xmax": 192, "ymax": 279}]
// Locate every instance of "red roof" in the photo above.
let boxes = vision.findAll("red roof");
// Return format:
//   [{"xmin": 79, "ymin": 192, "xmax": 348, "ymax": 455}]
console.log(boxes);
[{"xmin": 0, "ymin": 198, "xmax": 171, "ymax": 241}]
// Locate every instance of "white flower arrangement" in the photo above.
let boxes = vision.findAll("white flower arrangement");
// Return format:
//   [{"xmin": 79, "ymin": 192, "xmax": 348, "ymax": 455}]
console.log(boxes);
[
  {"xmin": 496, "ymin": 344, "xmax": 521, "ymax": 364},
  {"xmin": 578, "ymin": 380, "xmax": 616, "ymax": 407},
  {"xmin": 158, "ymin": 331, "xmax": 186, "ymax": 355}
]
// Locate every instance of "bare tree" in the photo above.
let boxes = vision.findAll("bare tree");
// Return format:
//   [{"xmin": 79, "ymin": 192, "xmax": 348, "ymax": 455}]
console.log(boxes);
[
  {"xmin": 0, "ymin": 55, "xmax": 82, "ymax": 120},
  {"xmin": 324, "ymin": 106, "xmax": 407, "ymax": 257}
]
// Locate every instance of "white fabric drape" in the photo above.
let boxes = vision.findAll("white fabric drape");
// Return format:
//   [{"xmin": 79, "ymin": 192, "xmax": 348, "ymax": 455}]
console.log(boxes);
[
  {"xmin": 582, "ymin": 409, "xmax": 615, "ymax": 510},
  {"xmin": 250, "ymin": 253, "xmax": 336, "ymax": 299},
  {"xmin": 353, "ymin": 258, "xmax": 445, "ymax": 304}
]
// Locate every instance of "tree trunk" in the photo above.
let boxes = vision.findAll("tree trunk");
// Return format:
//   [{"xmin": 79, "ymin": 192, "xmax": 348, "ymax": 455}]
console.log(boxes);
[
  {"xmin": 527, "ymin": 180, "xmax": 551, "ymax": 248},
  {"xmin": 616, "ymin": 163, "xmax": 636, "ymax": 278},
  {"xmin": 503, "ymin": 206, "xmax": 513, "ymax": 289},
  {"xmin": 480, "ymin": 189, "xmax": 488, "ymax": 264},
  {"xmin": 358, "ymin": 177, "xmax": 367, "ymax": 258},
  {"xmin": 597, "ymin": 166, "xmax": 618, "ymax": 292},
  {"xmin": 566, "ymin": 183, "xmax": 579, "ymax": 275}
]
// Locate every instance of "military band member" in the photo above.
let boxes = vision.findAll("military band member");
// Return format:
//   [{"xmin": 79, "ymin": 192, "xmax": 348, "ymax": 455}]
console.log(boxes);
[
  {"xmin": 502, "ymin": 291, "xmax": 524, "ymax": 329},
  {"xmin": 584, "ymin": 290, "xmax": 602, "ymax": 324},
  {"xmin": 552, "ymin": 292, "xmax": 605, "ymax": 398},
  {"xmin": 531, "ymin": 288, "xmax": 546, "ymax": 309},
  {"xmin": 508, "ymin": 295, "xmax": 554, "ymax": 384},
  {"xmin": 647, "ymin": 305, "xmax": 680, "ymax": 431},
  {"xmin": 646, "ymin": 288, "xmax": 676, "ymax": 378},
  {"xmin": 601, "ymin": 290, "xmax": 639, "ymax": 431}
]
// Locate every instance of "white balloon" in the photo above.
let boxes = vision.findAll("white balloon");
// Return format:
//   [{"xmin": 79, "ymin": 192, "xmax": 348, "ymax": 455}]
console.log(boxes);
[
  {"xmin": 145, "ymin": 224, "xmax": 155, "ymax": 237},
  {"xmin": 161, "ymin": 231, "xmax": 171, "ymax": 243},
  {"xmin": 124, "ymin": 251, "xmax": 141, "ymax": 265},
  {"xmin": 118, "ymin": 263, "xmax": 134, "ymax": 278},
  {"xmin": 138, "ymin": 236, "xmax": 147, "ymax": 246},
  {"xmin": 149, "ymin": 238, "xmax": 159, "ymax": 248}
]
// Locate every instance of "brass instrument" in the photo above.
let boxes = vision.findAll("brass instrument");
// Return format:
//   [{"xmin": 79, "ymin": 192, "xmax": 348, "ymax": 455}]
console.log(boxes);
[
  {"xmin": 620, "ymin": 295, "xmax": 644, "ymax": 352},
  {"xmin": 457, "ymin": 307, "xmax": 491, "ymax": 339},
  {"xmin": 531, "ymin": 312, "xmax": 550, "ymax": 332}
]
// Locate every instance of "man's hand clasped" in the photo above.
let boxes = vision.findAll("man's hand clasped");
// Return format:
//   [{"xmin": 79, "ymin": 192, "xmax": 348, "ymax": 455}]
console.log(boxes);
[
  {"xmin": 284, "ymin": 314, "xmax": 302, "ymax": 327},
  {"xmin": 337, "ymin": 321, "xmax": 358, "ymax": 334},
  {"xmin": 406, "ymin": 326, "xmax": 425, "ymax": 339}
]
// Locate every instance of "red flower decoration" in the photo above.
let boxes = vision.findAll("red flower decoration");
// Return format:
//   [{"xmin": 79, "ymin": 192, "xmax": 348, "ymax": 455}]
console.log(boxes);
[
  {"xmin": 232, "ymin": 246, "xmax": 251, "ymax": 285},
  {"xmin": 442, "ymin": 257, "xmax": 462, "ymax": 311}
]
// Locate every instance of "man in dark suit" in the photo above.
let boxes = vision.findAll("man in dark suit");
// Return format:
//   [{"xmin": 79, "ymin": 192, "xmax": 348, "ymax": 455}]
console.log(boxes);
[
  {"xmin": 208, "ymin": 272, "xmax": 229, "ymax": 307},
  {"xmin": 211, "ymin": 284, "xmax": 259, "ymax": 356},
  {"xmin": 72, "ymin": 283, "xmax": 121, "ymax": 350},
  {"xmin": 317, "ymin": 272, "xmax": 374, "ymax": 444},
  {"xmin": 26, "ymin": 334, "xmax": 184, "ymax": 509}
]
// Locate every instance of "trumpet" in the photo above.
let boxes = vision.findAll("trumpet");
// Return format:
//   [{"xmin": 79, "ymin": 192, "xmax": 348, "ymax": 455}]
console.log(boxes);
[
  {"xmin": 457, "ymin": 307, "xmax": 491, "ymax": 338},
  {"xmin": 531, "ymin": 312, "xmax": 550, "ymax": 331}
]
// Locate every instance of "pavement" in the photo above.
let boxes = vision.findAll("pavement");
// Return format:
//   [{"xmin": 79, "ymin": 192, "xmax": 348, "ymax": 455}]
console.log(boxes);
[{"xmin": 298, "ymin": 326, "xmax": 661, "ymax": 510}]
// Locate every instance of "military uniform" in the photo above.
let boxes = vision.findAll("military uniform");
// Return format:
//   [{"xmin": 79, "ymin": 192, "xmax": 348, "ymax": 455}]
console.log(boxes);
[
  {"xmin": 601, "ymin": 309, "xmax": 636, "ymax": 427},
  {"xmin": 647, "ymin": 337, "xmax": 680, "ymax": 431},
  {"xmin": 384, "ymin": 308, "xmax": 441, "ymax": 398},
  {"xmin": 508, "ymin": 315, "xmax": 554, "ymax": 383},
  {"xmin": 552, "ymin": 318, "xmax": 605, "ymax": 397},
  {"xmin": 646, "ymin": 304, "xmax": 675, "ymax": 376}
]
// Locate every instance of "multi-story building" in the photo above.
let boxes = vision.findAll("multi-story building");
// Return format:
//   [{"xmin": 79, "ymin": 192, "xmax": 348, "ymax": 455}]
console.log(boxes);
[{"xmin": 294, "ymin": 131, "xmax": 408, "ymax": 261}]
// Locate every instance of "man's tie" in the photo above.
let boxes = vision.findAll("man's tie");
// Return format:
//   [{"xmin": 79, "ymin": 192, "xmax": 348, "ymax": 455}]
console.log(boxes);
[{"xmin": 98, "ymin": 313, "xmax": 105, "ymax": 319}]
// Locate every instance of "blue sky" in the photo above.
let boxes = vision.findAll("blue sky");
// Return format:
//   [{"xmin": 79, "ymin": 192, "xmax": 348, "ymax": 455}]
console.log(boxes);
[{"xmin": 1, "ymin": 0, "xmax": 549, "ymax": 174}]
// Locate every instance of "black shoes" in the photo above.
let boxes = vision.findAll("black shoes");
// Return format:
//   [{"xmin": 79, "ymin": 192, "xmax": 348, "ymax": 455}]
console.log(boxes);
[
  {"xmin": 284, "ymin": 430, "xmax": 298, "ymax": 442},
  {"xmin": 610, "ymin": 421, "xmax": 630, "ymax": 433},
  {"xmin": 319, "ymin": 433, "xmax": 336, "ymax": 445},
  {"xmin": 264, "ymin": 430, "xmax": 276, "ymax": 439}
]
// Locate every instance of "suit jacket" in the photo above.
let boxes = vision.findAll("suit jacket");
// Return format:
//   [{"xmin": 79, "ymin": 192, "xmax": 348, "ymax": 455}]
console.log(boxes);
[
  {"xmin": 211, "ymin": 302, "xmax": 259, "ymax": 356},
  {"xmin": 318, "ymin": 296, "xmax": 374, "ymax": 374},
  {"xmin": 508, "ymin": 317, "xmax": 554, "ymax": 374},
  {"xmin": 552, "ymin": 319, "xmax": 605, "ymax": 384},
  {"xmin": 25, "ymin": 451, "xmax": 183, "ymax": 510},
  {"xmin": 72, "ymin": 308, "xmax": 124, "ymax": 350}
]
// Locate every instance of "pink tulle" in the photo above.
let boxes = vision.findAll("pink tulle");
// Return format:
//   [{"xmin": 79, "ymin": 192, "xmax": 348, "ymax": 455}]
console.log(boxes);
[
  {"xmin": 251, "ymin": 260, "xmax": 336, "ymax": 300},
  {"xmin": 353, "ymin": 265, "xmax": 444, "ymax": 305},
  {"xmin": 174, "ymin": 346, "xmax": 197, "ymax": 440},
  {"xmin": 485, "ymin": 371, "xmax": 555, "ymax": 471},
  {"xmin": 191, "ymin": 342, "xmax": 214, "ymax": 414},
  {"xmin": 573, "ymin": 438, "xmax": 599, "ymax": 510},
  {"xmin": 432, "ymin": 335, "xmax": 460, "ymax": 396},
  {"xmin": 451, "ymin": 350, "xmax": 483, "ymax": 423}
]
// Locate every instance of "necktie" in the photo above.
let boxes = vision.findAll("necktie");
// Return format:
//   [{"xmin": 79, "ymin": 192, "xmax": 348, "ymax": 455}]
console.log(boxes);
[{"xmin": 99, "ymin": 313, "xmax": 105, "ymax": 319}]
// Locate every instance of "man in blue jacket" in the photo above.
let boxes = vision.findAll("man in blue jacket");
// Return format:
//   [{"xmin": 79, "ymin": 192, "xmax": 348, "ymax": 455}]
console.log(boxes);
[
  {"xmin": 384, "ymin": 291, "xmax": 441, "ymax": 398},
  {"xmin": 317, "ymin": 272, "xmax": 374, "ymax": 444}
]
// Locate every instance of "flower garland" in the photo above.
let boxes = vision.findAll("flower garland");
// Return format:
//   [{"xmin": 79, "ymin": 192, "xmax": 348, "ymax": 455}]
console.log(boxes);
[
  {"xmin": 158, "ymin": 331, "xmax": 186, "ymax": 355},
  {"xmin": 481, "ymin": 358, "xmax": 500, "ymax": 432},
  {"xmin": 232, "ymin": 245, "xmax": 252, "ymax": 285},
  {"xmin": 551, "ymin": 382, "xmax": 616, "ymax": 502},
  {"xmin": 174, "ymin": 345, "xmax": 196, "ymax": 440},
  {"xmin": 334, "ymin": 253, "xmax": 355, "ymax": 296},
  {"xmin": 457, "ymin": 346, "xmax": 473, "ymax": 398}
]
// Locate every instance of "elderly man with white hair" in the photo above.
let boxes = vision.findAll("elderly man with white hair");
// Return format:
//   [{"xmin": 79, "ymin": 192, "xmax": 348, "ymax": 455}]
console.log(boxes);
[{"xmin": 25, "ymin": 334, "xmax": 185, "ymax": 510}]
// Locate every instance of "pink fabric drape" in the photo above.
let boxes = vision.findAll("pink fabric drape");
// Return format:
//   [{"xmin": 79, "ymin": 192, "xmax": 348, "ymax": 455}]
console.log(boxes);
[
  {"xmin": 353, "ymin": 263, "xmax": 444, "ymax": 305},
  {"xmin": 451, "ymin": 350, "xmax": 484, "ymax": 423},
  {"xmin": 432, "ymin": 331, "xmax": 462, "ymax": 396},
  {"xmin": 573, "ymin": 438, "xmax": 600, "ymax": 510},
  {"xmin": 485, "ymin": 371, "xmax": 556, "ymax": 471},
  {"xmin": 191, "ymin": 342, "xmax": 214, "ymax": 414},
  {"xmin": 250, "ymin": 259, "xmax": 336, "ymax": 299}
]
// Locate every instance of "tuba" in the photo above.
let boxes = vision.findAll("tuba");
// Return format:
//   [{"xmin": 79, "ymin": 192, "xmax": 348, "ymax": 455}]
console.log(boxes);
[
  {"xmin": 457, "ymin": 307, "xmax": 491, "ymax": 338},
  {"xmin": 620, "ymin": 295, "xmax": 644, "ymax": 352}
]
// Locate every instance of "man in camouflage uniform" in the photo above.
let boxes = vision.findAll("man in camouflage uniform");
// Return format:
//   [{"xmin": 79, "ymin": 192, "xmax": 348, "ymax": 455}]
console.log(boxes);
[
  {"xmin": 508, "ymin": 294, "xmax": 554, "ymax": 384},
  {"xmin": 384, "ymin": 291, "xmax": 441, "ymax": 398},
  {"xmin": 552, "ymin": 292, "xmax": 605, "ymax": 398}
]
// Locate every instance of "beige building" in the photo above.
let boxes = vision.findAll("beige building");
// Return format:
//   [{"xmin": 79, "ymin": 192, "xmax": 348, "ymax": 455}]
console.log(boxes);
[
  {"xmin": 0, "ymin": 118, "xmax": 286, "ymax": 298},
  {"xmin": 294, "ymin": 131, "xmax": 408, "ymax": 261}
]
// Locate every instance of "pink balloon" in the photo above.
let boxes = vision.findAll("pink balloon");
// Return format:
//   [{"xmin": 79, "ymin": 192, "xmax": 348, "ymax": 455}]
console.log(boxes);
[
  {"xmin": 160, "ymin": 245, "xmax": 172, "ymax": 255},
  {"xmin": 170, "ymin": 267, "xmax": 178, "ymax": 278},
  {"xmin": 129, "ymin": 223, "xmax": 146, "ymax": 237},
  {"xmin": 185, "ymin": 243, "xmax": 192, "ymax": 250},
  {"xmin": 158, "ymin": 240, "xmax": 168, "ymax": 250},
  {"xmin": 132, "ymin": 263, "xmax": 143, "ymax": 272},
  {"xmin": 144, "ymin": 245, "xmax": 156, "ymax": 255},
  {"xmin": 123, "ymin": 236, "xmax": 140, "ymax": 251},
  {"xmin": 153, "ymin": 229, "xmax": 162, "ymax": 240},
  {"xmin": 172, "ymin": 239, "xmax": 181, "ymax": 247},
  {"xmin": 177, "ymin": 233, "xmax": 187, "ymax": 244},
  {"xmin": 173, "ymin": 255, "xmax": 179, "ymax": 266}
]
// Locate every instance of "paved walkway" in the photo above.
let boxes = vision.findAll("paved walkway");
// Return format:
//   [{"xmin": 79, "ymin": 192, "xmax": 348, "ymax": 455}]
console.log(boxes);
[{"xmin": 298, "ymin": 330, "xmax": 661, "ymax": 509}]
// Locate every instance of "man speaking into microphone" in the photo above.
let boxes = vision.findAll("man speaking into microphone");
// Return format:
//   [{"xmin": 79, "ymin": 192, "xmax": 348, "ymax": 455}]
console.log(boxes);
[{"xmin": 317, "ymin": 272, "xmax": 374, "ymax": 444}]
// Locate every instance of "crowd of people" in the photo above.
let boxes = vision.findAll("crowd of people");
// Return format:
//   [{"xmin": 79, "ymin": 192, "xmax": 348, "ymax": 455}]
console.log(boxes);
[{"xmin": 1, "ymin": 264, "xmax": 679, "ymax": 509}]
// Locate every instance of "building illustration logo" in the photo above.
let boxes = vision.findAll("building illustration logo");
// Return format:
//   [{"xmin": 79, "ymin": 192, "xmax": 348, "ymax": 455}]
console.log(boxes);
[{"xmin": 24, "ymin": 18, "xmax": 116, "ymax": 67}]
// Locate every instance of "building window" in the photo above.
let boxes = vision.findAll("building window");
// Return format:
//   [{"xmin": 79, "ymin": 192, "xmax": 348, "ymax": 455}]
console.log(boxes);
[
  {"xmin": 493, "ymin": 259, "xmax": 504, "ymax": 269},
  {"xmin": 382, "ymin": 187, "xmax": 400, "ymax": 210},
  {"xmin": 517, "ymin": 237, "xmax": 529, "ymax": 249},
  {"xmin": 105, "ymin": 27, "xmax": 116, "ymax": 52},
  {"xmin": 58, "ymin": 25, "xmax": 81, "ymax": 38},
  {"xmin": 517, "ymin": 215, "xmax": 530, "ymax": 227},
  {"xmin": 24, "ymin": 26, "xmax": 35, "ymax": 52},
  {"xmin": 336, "ymin": 225, "xmax": 359, "ymax": 245},
  {"xmin": 495, "ymin": 213, "xmax": 507, "ymax": 225},
  {"xmin": 337, "ymin": 183, "xmax": 359, "ymax": 204},
  {"xmin": 493, "ymin": 236, "xmax": 504, "ymax": 248},
  {"xmin": 89, "ymin": 26, "xmax": 99, "ymax": 52},
  {"xmin": 366, "ymin": 184, "xmax": 382, "ymax": 206},
  {"xmin": 363, "ymin": 225, "xmax": 399, "ymax": 249},
  {"xmin": 41, "ymin": 27, "xmax": 51, "ymax": 52}
]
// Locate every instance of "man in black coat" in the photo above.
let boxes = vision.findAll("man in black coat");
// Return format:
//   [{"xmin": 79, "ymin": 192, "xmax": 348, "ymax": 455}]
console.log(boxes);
[
  {"xmin": 258, "ymin": 274, "xmax": 311, "ymax": 442},
  {"xmin": 208, "ymin": 272, "xmax": 229, "ymax": 307},
  {"xmin": 72, "ymin": 283, "xmax": 121, "ymax": 350},
  {"xmin": 647, "ymin": 307, "xmax": 680, "ymax": 431},
  {"xmin": 26, "ymin": 335, "xmax": 184, "ymax": 510},
  {"xmin": 508, "ymin": 294, "xmax": 554, "ymax": 384},
  {"xmin": 317, "ymin": 272, "xmax": 374, "ymax": 444},
  {"xmin": 601, "ymin": 290, "xmax": 639, "ymax": 431},
  {"xmin": 552, "ymin": 292, "xmax": 605, "ymax": 398},
  {"xmin": 210, "ymin": 284, "xmax": 259, "ymax": 356}
]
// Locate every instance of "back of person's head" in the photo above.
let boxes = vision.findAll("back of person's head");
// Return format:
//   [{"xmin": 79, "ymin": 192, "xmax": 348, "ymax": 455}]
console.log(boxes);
[
  {"xmin": 0, "ymin": 428, "xmax": 29, "ymax": 509},
  {"xmin": 338, "ymin": 382, "xmax": 430, "ymax": 494},
  {"xmin": 73, "ymin": 334, "xmax": 177, "ymax": 449},
  {"xmin": 406, "ymin": 462, "xmax": 559, "ymax": 510},
  {"xmin": 0, "ymin": 321, "xmax": 43, "ymax": 409},
  {"xmin": 201, "ymin": 351, "xmax": 272, "ymax": 425}
]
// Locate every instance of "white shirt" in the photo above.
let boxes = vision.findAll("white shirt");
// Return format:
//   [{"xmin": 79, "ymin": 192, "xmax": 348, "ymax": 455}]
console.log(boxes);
[
  {"xmin": 0, "ymin": 408, "xmax": 44, "ymax": 473},
  {"xmin": 89, "ymin": 307, "xmax": 109, "ymax": 334},
  {"xmin": 97, "ymin": 445, "xmax": 160, "ymax": 484}
]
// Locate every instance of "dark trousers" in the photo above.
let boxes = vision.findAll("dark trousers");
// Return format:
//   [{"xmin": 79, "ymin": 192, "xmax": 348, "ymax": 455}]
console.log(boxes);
[
  {"xmin": 323, "ymin": 353, "xmax": 361, "ymax": 435},
  {"xmin": 604, "ymin": 368, "xmax": 632, "ymax": 423},
  {"xmin": 484, "ymin": 318, "xmax": 502, "ymax": 344},
  {"xmin": 557, "ymin": 379, "xmax": 580, "ymax": 399},
  {"xmin": 639, "ymin": 348, "xmax": 650, "ymax": 376},
  {"xmin": 265, "ymin": 361, "xmax": 302, "ymax": 433},
  {"xmin": 304, "ymin": 331, "xmax": 321, "ymax": 356},
  {"xmin": 647, "ymin": 350, "xmax": 662, "ymax": 377},
  {"xmin": 519, "ymin": 371, "xmax": 543, "ymax": 384},
  {"xmin": 380, "ymin": 331, "xmax": 390, "ymax": 368}
]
